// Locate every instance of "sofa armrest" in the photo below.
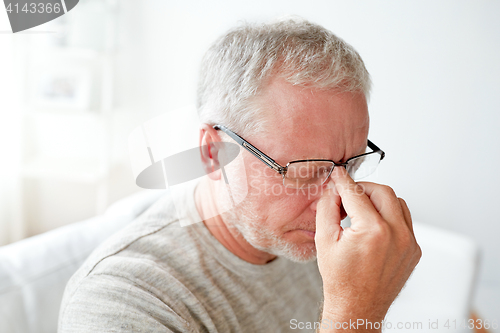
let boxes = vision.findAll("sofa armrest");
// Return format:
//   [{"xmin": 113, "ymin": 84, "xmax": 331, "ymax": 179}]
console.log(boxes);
[{"xmin": 0, "ymin": 190, "xmax": 165, "ymax": 333}]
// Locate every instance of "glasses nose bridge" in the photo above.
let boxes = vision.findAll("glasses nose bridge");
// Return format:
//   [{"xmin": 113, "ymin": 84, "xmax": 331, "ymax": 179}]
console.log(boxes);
[
  {"xmin": 333, "ymin": 161, "xmax": 348, "ymax": 168},
  {"xmin": 322, "ymin": 162, "xmax": 347, "ymax": 183}
]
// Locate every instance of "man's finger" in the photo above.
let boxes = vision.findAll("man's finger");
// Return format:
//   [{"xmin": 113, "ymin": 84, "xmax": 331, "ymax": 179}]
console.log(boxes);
[
  {"xmin": 398, "ymin": 198, "xmax": 414, "ymax": 236},
  {"xmin": 330, "ymin": 167, "xmax": 380, "ymax": 229},
  {"xmin": 355, "ymin": 182, "xmax": 406, "ymax": 230},
  {"xmin": 315, "ymin": 179, "xmax": 343, "ymax": 244}
]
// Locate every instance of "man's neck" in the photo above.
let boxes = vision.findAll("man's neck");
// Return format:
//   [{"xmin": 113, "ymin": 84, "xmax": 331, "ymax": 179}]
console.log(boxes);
[{"xmin": 194, "ymin": 178, "xmax": 277, "ymax": 265}]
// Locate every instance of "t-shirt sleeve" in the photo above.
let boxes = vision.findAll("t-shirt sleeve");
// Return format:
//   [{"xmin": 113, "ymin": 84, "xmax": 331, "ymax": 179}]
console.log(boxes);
[{"xmin": 58, "ymin": 274, "xmax": 198, "ymax": 333}]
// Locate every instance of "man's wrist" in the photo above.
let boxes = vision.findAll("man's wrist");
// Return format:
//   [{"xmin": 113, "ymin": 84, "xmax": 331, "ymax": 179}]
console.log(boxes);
[{"xmin": 319, "ymin": 300, "xmax": 384, "ymax": 333}]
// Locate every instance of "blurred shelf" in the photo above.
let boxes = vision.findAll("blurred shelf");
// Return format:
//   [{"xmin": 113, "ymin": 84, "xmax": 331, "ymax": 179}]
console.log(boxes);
[
  {"xmin": 31, "ymin": 47, "xmax": 107, "ymax": 63},
  {"xmin": 17, "ymin": 0, "xmax": 117, "ymax": 225},
  {"xmin": 22, "ymin": 156, "xmax": 107, "ymax": 183},
  {"xmin": 23, "ymin": 108, "xmax": 105, "ymax": 120},
  {"xmin": 23, "ymin": 108, "xmax": 109, "ymax": 124}
]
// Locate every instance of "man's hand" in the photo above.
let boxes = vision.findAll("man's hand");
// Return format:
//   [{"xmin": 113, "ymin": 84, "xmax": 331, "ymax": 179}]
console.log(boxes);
[{"xmin": 315, "ymin": 167, "xmax": 421, "ymax": 332}]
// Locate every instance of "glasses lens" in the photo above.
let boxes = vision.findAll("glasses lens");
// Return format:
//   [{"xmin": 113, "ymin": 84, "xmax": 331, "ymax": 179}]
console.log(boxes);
[
  {"xmin": 346, "ymin": 152, "xmax": 382, "ymax": 180},
  {"xmin": 284, "ymin": 161, "xmax": 334, "ymax": 189}
]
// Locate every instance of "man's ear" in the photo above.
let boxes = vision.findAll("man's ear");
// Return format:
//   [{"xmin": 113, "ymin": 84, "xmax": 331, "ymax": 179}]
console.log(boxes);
[{"xmin": 199, "ymin": 124, "xmax": 222, "ymax": 181}]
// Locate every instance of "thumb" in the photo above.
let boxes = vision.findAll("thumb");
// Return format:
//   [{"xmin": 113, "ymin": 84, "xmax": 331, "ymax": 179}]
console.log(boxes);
[{"xmin": 315, "ymin": 178, "xmax": 343, "ymax": 246}]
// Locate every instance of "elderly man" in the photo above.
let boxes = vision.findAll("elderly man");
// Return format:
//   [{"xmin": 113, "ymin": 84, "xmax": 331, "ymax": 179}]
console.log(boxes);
[{"xmin": 59, "ymin": 18, "xmax": 420, "ymax": 332}]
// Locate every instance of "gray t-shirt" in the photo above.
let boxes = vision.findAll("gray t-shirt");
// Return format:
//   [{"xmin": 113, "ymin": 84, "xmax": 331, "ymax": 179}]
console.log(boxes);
[{"xmin": 58, "ymin": 180, "xmax": 323, "ymax": 332}]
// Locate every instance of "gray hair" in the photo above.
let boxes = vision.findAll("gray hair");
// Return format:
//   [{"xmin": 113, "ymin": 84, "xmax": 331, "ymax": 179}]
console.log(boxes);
[{"xmin": 197, "ymin": 17, "xmax": 371, "ymax": 136}]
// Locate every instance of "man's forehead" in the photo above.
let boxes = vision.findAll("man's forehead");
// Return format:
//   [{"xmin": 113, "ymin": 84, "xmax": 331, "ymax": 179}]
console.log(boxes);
[
  {"xmin": 252, "ymin": 78, "xmax": 369, "ymax": 163},
  {"xmin": 259, "ymin": 78, "xmax": 367, "ymax": 122}
]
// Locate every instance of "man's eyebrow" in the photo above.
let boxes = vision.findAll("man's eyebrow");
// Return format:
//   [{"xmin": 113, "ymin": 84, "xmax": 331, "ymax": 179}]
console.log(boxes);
[{"xmin": 340, "ymin": 142, "xmax": 367, "ymax": 162}]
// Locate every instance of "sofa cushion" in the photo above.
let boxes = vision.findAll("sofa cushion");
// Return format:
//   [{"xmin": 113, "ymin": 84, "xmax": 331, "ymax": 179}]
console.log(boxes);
[
  {"xmin": 0, "ymin": 190, "xmax": 165, "ymax": 333},
  {"xmin": 386, "ymin": 222, "xmax": 480, "ymax": 330}
]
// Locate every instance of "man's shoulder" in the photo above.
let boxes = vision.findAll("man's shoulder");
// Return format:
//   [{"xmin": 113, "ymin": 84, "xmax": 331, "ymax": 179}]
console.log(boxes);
[
  {"xmin": 59, "ymin": 190, "xmax": 210, "ymax": 330},
  {"xmin": 79, "ymin": 193, "xmax": 179, "ymax": 270},
  {"xmin": 63, "ymin": 191, "xmax": 200, "ymax": 299}
]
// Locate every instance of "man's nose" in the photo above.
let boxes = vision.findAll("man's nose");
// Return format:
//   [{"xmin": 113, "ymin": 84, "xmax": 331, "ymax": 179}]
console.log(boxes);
[
  {"xmin": 310, "ymin": 198, "xmax": 320, "ymax": 212},
  {"xmin": 309, "ymin": 184, "xmax": 329, "ymax": 212}
]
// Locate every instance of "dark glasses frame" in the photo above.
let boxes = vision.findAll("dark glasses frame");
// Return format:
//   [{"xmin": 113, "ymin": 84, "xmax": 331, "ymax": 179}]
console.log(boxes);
[{"xmin": 213, "ymin": 124, "xmax": 385, "ymax": 183}]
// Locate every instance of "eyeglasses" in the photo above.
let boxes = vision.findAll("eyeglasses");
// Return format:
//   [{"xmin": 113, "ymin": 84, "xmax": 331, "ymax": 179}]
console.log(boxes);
[{"xmin": 213, "ymin": 124, "xmax": 385, "ymax": 189}]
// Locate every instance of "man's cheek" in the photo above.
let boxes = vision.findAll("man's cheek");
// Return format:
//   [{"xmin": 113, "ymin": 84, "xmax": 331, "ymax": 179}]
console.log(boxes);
[
  {"xmin": 249, "ymin": 160, "xmax": 264, "ymax": 177},
  {"xmin": 249, "ymin": 178, "xmax": 263, "ymax": 196}
]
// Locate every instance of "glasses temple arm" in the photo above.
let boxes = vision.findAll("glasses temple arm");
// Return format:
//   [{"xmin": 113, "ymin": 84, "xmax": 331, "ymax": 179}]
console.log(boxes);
[
  {"xmin": 213, "ymin": 125, "xmax": 284, "ymax": 173},
  {"xmin": 367, "ymin": 139, "xmax": 386, "ymax": 160}
]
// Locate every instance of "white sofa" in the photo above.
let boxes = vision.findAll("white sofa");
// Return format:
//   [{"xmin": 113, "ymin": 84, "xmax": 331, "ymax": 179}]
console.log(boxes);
[
  {"xmin": 0, "ymin": 190, "xmax": 165, "ymax": 333},
  {"xmin": 0, "ymin": 189, "xmax": 480, "ymax": 333}
]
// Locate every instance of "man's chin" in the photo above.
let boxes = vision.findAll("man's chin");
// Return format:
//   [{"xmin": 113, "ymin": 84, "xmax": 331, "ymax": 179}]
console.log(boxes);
[
  {"xmin": 273, "ymin": 244, "xmax": 317, "ymax": 263},
  {"xmin": 227, "ymin": 218, "xmax": 317, "ymax": 263},
  {"xmin": 255, "ymin": 239, "xmax": 317, "ymax": 264}
]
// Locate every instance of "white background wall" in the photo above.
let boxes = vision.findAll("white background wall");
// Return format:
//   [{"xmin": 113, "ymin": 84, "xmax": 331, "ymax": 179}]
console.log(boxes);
[
  {"xmin": 115, "ymin": 0, "xmax": 500, "ymax": 320},
  {"xmin": 0, "ymin": 0, "xmax": 498, "ymax": 322}
]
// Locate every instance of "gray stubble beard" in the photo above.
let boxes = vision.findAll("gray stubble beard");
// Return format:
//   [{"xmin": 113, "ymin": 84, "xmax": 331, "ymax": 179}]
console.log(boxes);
[{"xmin": 218, "ymin": 182, "xmax": 317, "ymax": 264}]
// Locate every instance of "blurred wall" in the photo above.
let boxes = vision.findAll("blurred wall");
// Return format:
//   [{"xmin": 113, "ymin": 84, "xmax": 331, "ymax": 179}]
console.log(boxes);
[{"xmin": 115, "ymin": 0, "xmax": 500, "ymax": 319}]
